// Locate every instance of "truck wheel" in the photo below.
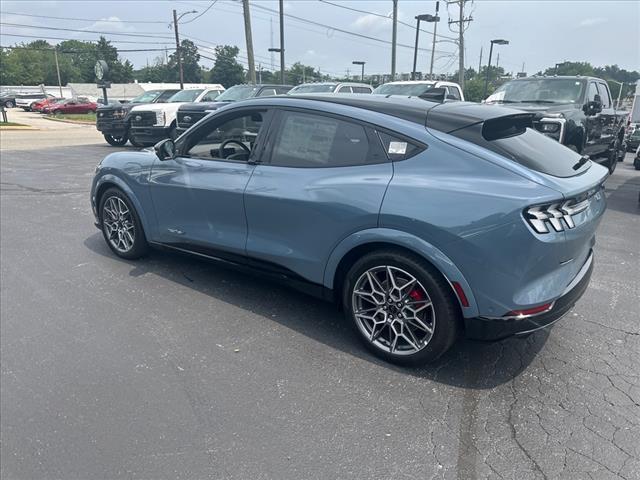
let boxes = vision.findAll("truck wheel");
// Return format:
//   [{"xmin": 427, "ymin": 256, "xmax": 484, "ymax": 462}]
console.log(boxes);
[
  {"xmin": 608, "ymin": 139, "xmax": 621, "ymax": 174},
  {"xmin": 129, "ymin": 137, "xmax": 146, "ymax": 148},
  {"xmin": 104, "ymin": 134, "xmax": 128, "ymax": 147},
  {"xmin": 4, "ymin": 100, "xmax": 14, "ymax": 108}
]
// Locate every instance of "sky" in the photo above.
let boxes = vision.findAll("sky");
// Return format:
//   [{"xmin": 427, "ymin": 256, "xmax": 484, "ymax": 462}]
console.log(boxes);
[{"xmin": 1, "ymin": 0, "xmax": 639, "ymax": 79}]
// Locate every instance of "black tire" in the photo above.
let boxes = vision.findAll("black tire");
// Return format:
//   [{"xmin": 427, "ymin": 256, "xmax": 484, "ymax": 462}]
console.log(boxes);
[
  {"xmin": 129, "ymin": 136, "xmax": 149, "ymax": 148},
  {"xmin": 634, "ymin": 157, "xmax": 640, "ymax": 170},
  {"xmin": 99, "ymin": 187, "xmax": 149, "ymax": 260},
  {"xmin": 104, "ymin": 133, "xmax": 128, "ymax": 147},
  {"xmin": 4, "ymin": 100, "xmax": 14, "ymax": 108},
  {"xmin": 608, "ymin": 139, "xmax": 620, "ymax": 174},
  {"xmin": 342, "ymin": 249, "xmax": 461, "ymax": 365}
]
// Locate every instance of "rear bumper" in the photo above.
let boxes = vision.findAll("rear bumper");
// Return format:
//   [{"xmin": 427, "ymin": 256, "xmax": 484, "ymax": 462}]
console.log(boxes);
[
  {"xmin": 130, "ymin": 126, "xmax": 170, "ymax": 144},
  {"xmin": 465, "ymin": 251, "xmax": 593, "ymax": 340}
]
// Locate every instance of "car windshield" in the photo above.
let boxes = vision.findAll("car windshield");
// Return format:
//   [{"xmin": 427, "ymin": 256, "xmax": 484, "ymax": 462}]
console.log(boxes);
[
  {"xmin": 168, "ymin": 89, "xmax": 205, "ymax": 103},
  {"xmin": 130, "ymin": 90, "xmax": 164, "ymax": 103},
  {"xmin": 289, "ymin": 84, "xmax": 337, "ymax": 94},
  {"xmin": 215, "ymin": 85, "xmax": 260, "ymax": 102},
  {"xmin": 486, "ymin": 79, "xmax": 586, "ymax": 104},
  {"xmin": 373, "ymin": 83, "xmax": 436, "ymax": 96}
]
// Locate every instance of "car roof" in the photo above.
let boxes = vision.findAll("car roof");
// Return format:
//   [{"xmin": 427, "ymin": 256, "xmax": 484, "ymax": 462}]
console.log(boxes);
[{"xmin": 237, "ymin": 94, "xmax": 523, "ymax": 133}]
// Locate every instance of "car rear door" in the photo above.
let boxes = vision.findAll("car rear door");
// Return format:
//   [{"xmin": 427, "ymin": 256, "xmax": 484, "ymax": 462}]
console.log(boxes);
[
  {"xmin": 244, "ymin": 108, "xmax": 393, "ymax": 284},
  {"xmin": 148, "ymin": 107, "xmax": 273, "ymax": 255}
]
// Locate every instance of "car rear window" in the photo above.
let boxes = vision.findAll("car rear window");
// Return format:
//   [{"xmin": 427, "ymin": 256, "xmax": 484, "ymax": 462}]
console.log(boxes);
[{"xmin": 449, "ymin": 122, "xmax": 590, "ymax": 178}]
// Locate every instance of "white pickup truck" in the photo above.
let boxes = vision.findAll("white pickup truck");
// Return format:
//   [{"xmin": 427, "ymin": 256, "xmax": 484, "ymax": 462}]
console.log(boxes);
[{"xmin": 128, "ymin": 85, "xmax": 224, "ymax": 146}]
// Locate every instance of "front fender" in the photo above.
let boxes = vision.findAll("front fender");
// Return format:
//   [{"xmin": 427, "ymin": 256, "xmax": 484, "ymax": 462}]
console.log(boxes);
[
  {"xmin": 92, "ymin": 173, "xmax": 154, "ymax": 238},
  {"xmin": 322, "ymin": 228, "xmax": 479, "ymax": 318}
]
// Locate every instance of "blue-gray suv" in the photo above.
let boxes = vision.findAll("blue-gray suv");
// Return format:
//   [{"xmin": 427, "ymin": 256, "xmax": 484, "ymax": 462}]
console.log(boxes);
[{"xmin": 90, "ymin": 95, "xmax": 608, "ymax": 364}]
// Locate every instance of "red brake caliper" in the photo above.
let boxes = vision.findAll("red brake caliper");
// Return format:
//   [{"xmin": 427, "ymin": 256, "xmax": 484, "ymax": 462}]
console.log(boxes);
[{"xmin": 408, "ymin": 288, "xmax": 424, "ymax": 302}]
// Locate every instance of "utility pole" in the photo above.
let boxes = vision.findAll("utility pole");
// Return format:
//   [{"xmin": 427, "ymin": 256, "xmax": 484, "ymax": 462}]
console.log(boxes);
[
  {"xmin": 258, "ymin": 63, "xmax": 262, "ymax": 83},
  {"xmin": 448, "ymin": 0, "xmax": 472, "ymax": 90},
  {"xmin": 391, "ymin": 0, "xmax": 398, "ymax": 81},
  {"xmin": 270, "ymin": 18, "xmax": 275, "ymax": 71},
  {"xmin": 496, "ymin": 53, "xmax": 500, "ymax": 69},
  {"xmin": 172, "ymin": 10, "xmax": 184, "ymax": 89},
  {"xmin": 53, "ymin": 47, "xmax": 63, "ymax": 97},
  {"xmin": 279, "ymin": 0, "xmax": 285, "ymax": 85},
  {"xmin": 478, "ymin": 46, "xmax": 482, "ymax": 74},
  {"xmin": 242, "ymin": 0, "xmax": 256, "ymax": 84}
]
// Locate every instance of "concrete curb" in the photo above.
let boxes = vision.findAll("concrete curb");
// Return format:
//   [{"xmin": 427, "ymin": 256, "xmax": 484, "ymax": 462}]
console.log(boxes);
[
  {"xmin": 43, "ymin": 117, "xmax": 95, "ymax": 126},
  {"xmin": 0, "ymin": 125, "xmax": 38, "ymax": 131}
]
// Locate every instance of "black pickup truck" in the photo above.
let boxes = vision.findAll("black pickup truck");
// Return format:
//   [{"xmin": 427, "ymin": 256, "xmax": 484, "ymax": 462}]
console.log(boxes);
[
  {"xmin": 176, "ymin": 84, "xmax": 292, "ymax": 134},
  {"xmin": 96, "ymin": 89, "xmax": 179, "ymax": 147},
  {"xmin": 486, "ymin": 76, "xmax": 627, "ymax": 173}
]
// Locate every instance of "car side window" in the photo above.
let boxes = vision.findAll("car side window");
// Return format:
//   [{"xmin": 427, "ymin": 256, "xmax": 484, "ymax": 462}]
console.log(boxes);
[
  {"xmin": 201, "ymin": 90, "xmax": 221, "ymax": 102},
  {"xmin": 447, "ymin": 87, "xmax": 462, "ymax": 100},
  {"xmin": 257, "ymin": 88, "xmax": 278, "ymax": 97},
  {"xmin": 377, "ymin": 131, "xmax": 425, "ymax": 161},
  {"xmin": 587, "ymin": 82, "xmax": 599, "ymax": 103},
  {"xmin": 158, "ymin": 90, "xmax": 179, "ymax": 102},
  {"xmin": 352, "ymin": 86, "xmax": 372, "ymax": 94},
  {"xmin": 337, "ymin": 86, "xmax": 352, "ymax": 94},
  {"xmin": 596, "ymin": 82, "xmax": 611, "ymax": 108},
  {"xmin": 269, "ymin": 111, "xmax": 385, "ymax": 167},
  {"xmin": 185, "ymin": 110, "xmax": 266, "ymax": 162},
  {"xmin": 275, "ymin": 87, "xmax": 292, "ymax": 95}
]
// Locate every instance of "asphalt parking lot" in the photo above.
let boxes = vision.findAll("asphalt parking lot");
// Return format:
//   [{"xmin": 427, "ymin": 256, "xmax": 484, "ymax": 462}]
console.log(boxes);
[{"xmin": 1, "ymin": 110, "xmax": 639, "ymax": 480}]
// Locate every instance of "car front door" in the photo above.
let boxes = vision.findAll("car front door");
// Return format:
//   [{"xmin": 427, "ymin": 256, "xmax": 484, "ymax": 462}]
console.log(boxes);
[
  {"xmin": 149, "ymin": 107, "xmax": 273, "ymax": 255},
  {"xmin": 596, "ymin": 81, "xmax": 616, "ymax": 151},
  {"xmin": 244, "ymin": 108, "xmax": 393, "ymax": 284}
]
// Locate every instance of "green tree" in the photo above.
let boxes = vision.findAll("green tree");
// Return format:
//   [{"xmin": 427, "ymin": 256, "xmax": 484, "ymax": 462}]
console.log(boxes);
[
  {"xmin": 284, "ymin": 62, "xmax": 321, "ymax": 85},
  {"xmin": 208, "ymin": 45, "xmax": 244, "ymax": 87},
  {"xmin": 167, "ymin": 39, "xmax": 201, "ymax": 83},
  {"xmin": 543, "ymin": 61, "xmax": 594, "ymax": 76},
  {"xmin": 463, "ymin": 77, "xmax": 486, "ymax": 102}
]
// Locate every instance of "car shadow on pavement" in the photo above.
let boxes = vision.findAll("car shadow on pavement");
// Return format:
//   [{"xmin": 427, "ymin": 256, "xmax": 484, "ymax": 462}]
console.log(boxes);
[{"xmin": 84, "ymin": 233, "xmax": 549, "ymax": 390}]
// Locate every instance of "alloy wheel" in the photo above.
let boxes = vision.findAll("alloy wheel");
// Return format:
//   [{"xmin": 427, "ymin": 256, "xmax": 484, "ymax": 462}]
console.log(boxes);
[
  {"xmin": 352, "ymin": 266, "xmax": 435, "ymax": 355},
  {"xmin": 102, "ymin": 196, "xmax": 135, "ymax": 253}
]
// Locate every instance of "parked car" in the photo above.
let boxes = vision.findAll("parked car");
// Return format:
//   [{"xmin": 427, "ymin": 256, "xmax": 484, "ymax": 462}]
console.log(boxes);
[
  {"xmin": 176, "ymin": 84, "xmax": 293, "ymax": 134},
  {"xmin": 485, "ymin": 76, "xmax": 627, "ymax": 173},
  {"xmin": 373, "ymin": 80, "xmax": 465, "ymax": 101},
  {"xmin": 96, "ymin": 89, "xmax": 181, "ymax": 147},
  {"xmin": 634, "ymin": 145, "xmax": 640, "ymax": 170},
  {"xmin": 626, "ymin": 127, "xmax": 640, "ymax": 153},
  {"xmin": 129, "ymin": 86, "xmax": 225, "ymax": 146},
  {"xmin": 90, "ymin": 95, "xmax": 607, "ymax": 364},
  {"xmin": 45, "ymin": 97, "xmax": 98, "ymax": 114},
  {"xmin": 31, "ymin": 97, "xmax": 64, "ymax": 112},
  {"xmin": 1, "ymin": 91, "xmax": 18, "ymax": 108},
  {"xmin": 16, "ymin": 93, "xmax": 52, "ymax": 111},
  {"xmin": 288, "ymin": 82, "xmax": 374, "ymax": 95}
]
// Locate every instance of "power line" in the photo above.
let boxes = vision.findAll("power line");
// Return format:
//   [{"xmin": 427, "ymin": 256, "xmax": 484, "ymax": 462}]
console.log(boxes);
[
  {"xmin": 317, "ymin": 0, "xmax": 457, "ymax": 41},
  {"xmin": 179, "ymin": 0, "xmax": 218, "ymax": 25},
  {"xmin": 0, "ymin": 22, "xmax": 174, "ymax": 39},
  {"xmin": 0, "ymin": 32, "xmax": 170, "ymax": 45},
  {"xmin": 0, "ymin": 10, "xmax": 168, "ymax": 24},
  {"xmin": 249, "ymin": 3, "xmax": 454, "ymax": 55}
]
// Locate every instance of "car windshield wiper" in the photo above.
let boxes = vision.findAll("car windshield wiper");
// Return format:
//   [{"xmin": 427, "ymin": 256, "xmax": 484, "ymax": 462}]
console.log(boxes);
[
  {"xmin": 518, "ymin": 99, "xmax": 557, "ymax": 104},
  {"xmin": 487, "ymin": 99, "xmax": 519, "ymax": 104}
]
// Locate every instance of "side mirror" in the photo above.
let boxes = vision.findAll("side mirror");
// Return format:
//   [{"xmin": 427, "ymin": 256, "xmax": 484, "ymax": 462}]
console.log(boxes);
[
  {"xmin": 154, "ymin": 138, "xmax": 176, "ymax": 161},
  {"xmin": 583, "ymin": 100, "xmax": 602, "ymax": 116}
]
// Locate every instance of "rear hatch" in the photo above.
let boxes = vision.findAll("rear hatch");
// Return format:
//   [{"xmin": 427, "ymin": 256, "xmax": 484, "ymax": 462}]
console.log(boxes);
[{"xmin": 427, "ymin": 102, "xmax": 608, "ymax": 281}]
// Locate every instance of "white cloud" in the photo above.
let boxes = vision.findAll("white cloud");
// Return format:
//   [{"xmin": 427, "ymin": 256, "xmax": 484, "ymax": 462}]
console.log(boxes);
[
  {"xmin": 351, "ymin": 10, "xmax": 395, "ymax": 32},
  {"xmin": 85, "ymin": 16, "xmax": 136, "ymax": 33},
  {"xmin": 578, "ymin": 17, "xmax": 608, "ymax": 27}
]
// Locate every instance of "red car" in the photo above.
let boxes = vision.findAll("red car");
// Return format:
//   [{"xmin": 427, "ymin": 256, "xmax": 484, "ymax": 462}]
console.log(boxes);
[
  {"xmin": 31, "ymin": 97, "xmax": 63, "ymax": 113},
  {"xmin": 46, "ymin": 97, "xmax": 98, "ymax": 114}
]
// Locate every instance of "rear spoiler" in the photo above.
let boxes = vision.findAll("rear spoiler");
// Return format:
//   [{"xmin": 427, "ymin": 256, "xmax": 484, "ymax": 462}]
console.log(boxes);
[
  {"xmin": 418, "ymin": 87, "xmax": 447, "ymax": 103},
  {"xmin": 481, "ymin": 113, "xmax": 534, "ymax": 140}
]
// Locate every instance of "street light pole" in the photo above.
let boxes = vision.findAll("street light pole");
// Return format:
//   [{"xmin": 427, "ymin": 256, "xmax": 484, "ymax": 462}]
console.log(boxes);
[
  {"xmin": 279, "ymin": 0, "xmax": 285, "ymax": 85},
  {"xmin": 428, "ymin": 3, "xmax": 440, "ymax": 81},
  {"xmin": 483, "ymin": 39, "xmax": 509, "ymax": 99},
  {"xmin": 352, "ymin": 61, "xmax": 365, "ymax": 81},
  {"xmin": 411, "ymin": 17, "xmax": 422, "ymax": 81}
]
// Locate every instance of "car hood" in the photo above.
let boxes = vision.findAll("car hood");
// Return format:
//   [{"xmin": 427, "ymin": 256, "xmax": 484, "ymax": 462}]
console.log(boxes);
[{"xmin": 130, "ymin": 103, "xmax": 184, "ymax": 114}]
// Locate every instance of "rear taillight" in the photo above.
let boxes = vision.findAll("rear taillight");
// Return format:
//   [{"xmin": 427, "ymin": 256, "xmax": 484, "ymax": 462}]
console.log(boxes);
[
  {"xmin": 505, "ymin": 302, "xmax": 554, "ymax": 318},
  {"xmin": 525, "ymin": 198, "xmax": 589, "ymax": 234}
]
